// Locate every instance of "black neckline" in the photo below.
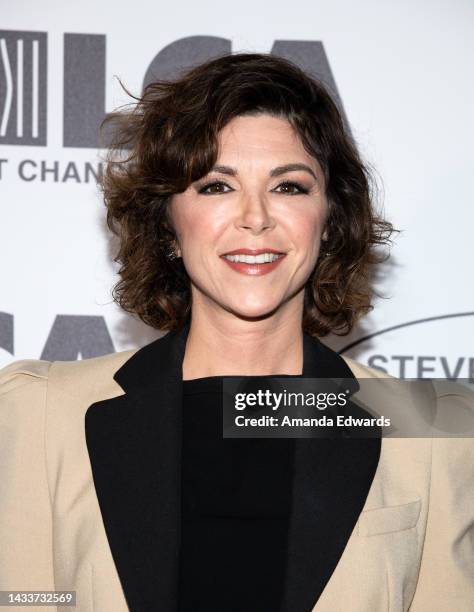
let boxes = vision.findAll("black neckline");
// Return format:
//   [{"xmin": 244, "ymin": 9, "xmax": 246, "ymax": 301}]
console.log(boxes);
[{"xmin": 182, "ymin": 373, "xmax": 304, "ymax": 395}]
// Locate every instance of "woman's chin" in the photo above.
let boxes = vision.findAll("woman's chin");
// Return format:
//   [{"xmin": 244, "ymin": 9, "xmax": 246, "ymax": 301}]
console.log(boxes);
[{"xmin": 224, "ymin": 300, "xmax": 283, "ymax": 321}]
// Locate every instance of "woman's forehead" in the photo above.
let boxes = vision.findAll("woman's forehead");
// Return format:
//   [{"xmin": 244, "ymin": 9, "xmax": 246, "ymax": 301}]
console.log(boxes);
[{"xmin": 215, "ymin": 115, "xmax": 320, "ymax": 173}]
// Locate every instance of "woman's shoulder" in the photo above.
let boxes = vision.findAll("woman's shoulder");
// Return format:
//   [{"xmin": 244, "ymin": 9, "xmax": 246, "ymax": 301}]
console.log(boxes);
[
  {"xmin": 0, "ymin": 359, "xmax": 52, "ymax": 404},
  {"xmin": 0, "ymin": 348, "xmax": 138, "ymax": 401},
  {"xmin": 342, "ymin": 354, "xmax": 474, "ymax": 441}
]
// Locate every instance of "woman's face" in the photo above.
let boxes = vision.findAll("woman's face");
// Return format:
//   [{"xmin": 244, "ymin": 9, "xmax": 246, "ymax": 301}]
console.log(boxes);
[{"xmin": 168, "ymin": 113, "xmax": 329, "ymax": 321}]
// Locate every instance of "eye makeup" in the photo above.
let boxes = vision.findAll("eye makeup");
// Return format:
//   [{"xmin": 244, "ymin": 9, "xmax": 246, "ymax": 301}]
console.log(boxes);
[{"xmin": 196, "ymin": 179, "xmax": 312, "ymax": 196}]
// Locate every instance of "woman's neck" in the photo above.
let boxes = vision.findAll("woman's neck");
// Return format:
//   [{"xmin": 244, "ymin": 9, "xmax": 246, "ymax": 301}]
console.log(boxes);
[{"xmin": 181, "ymin": 313, "xmax": 304, "ymax": 380}]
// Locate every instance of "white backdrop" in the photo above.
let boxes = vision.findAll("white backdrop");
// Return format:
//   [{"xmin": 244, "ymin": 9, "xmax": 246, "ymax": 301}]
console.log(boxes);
[{"xmin": 1, "ymin": 0, "xmax": 473, "ymax": 378}]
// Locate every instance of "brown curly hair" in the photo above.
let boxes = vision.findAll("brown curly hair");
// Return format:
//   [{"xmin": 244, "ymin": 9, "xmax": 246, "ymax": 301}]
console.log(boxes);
[{"xmin": 100, "ymin": 52, "xmax": 395, "ymax": 337}]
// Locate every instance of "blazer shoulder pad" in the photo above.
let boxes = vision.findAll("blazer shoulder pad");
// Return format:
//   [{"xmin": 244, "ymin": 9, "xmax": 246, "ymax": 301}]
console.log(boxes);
[
  {"xmin": 46, "ymin": 349, "xmax": 138, "ymax": 401},
  {"xmin": 0, "ymin": 359, "xmax": 52, "ymax": 396}
]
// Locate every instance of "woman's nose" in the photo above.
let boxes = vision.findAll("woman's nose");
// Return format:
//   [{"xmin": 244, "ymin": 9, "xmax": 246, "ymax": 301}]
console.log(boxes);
[{"xmin": 236, "ymin": 193, "xmax": 275, "ymax": 233}]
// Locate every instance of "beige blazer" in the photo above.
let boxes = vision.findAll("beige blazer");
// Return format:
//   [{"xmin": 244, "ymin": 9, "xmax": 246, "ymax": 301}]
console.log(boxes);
[{"xmin": 0, "ymin": 325, "xmax": 473, "ymax": 612}]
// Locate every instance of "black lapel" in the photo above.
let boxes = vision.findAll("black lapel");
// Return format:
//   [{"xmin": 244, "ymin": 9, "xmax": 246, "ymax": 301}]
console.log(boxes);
[
  {"xmin": 280, "ymin": 334, "xmax": 382, "ymax": 612},
  {"xmin": 85, "ymin": 322, "xmax": 381, "ymax": 612},
  {"xmin": 85, "ymin": 323, "xmax": 190, "ymax": 612}
]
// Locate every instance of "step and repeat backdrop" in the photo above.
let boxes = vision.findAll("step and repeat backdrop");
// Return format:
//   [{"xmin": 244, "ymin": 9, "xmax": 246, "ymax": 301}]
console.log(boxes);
[{"xmin": 1, "ymin": 0, "xmax": 473, "ymax": 378}]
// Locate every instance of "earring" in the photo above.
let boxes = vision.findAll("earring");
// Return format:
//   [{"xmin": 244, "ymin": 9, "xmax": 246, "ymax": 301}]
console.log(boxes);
[
  {"xmin": 166, "ymin": 245, "xmax": 179, "ymax": 260},
  {"xmin": 166, "ymin": 239, "xmax": 182, "ymax": 260}
]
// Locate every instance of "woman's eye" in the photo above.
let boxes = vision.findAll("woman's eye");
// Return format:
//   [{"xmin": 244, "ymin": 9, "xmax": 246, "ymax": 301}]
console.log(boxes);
[
  {"xmin": 197, "ymin": 180, "xmax": 309, "ymax": 195},
  {"xmin": 273, "ymin": 181, "xmax": 309, "ymax": 195},
  {"xmin": 198, "ymin": 181, "xmax": 233, "ymax": 194}
]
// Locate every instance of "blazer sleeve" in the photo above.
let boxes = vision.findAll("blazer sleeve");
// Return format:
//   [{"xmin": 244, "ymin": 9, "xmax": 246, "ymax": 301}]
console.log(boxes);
[
  {"xmin": 409, "ymin": 389, "xmax": 474, "ymax": 611},
  {"xmin": 0, "ymin": 359, "xmax": 58, "ymax": 611}
]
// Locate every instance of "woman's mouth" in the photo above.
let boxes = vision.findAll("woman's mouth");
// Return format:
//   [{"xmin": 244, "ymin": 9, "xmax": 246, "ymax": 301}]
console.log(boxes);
[{"xmin": 220, "ymin": 252, "xmax": 286, "ymax": 276}]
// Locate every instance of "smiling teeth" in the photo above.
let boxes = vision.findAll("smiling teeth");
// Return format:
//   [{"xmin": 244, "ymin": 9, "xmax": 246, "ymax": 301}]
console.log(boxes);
[{"xmin": 224, "ymin": 253, "xmax": 282, "ymax": 264}]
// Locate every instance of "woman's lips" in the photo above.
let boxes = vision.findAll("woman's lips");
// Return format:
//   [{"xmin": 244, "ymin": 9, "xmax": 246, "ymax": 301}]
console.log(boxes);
[{"xmin": 220, "ymin": 254, "xmax": 286, "ymax": 276}]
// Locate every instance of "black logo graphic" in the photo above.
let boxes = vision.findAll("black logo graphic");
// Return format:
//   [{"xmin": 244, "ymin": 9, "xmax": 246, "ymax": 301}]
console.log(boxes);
[{"xmin": 0, "ymin": 30, "xmax": 47, "ymax": 146}]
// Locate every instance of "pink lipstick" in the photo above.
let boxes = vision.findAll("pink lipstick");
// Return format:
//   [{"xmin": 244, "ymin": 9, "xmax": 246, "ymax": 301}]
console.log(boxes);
[{"xmin": 220, "ymin": 248, "xmax": 286, "ymax": 276}]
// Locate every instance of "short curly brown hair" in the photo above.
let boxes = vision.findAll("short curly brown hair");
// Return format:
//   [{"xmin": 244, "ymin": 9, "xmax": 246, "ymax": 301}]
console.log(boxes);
[{"xmin": 100, "ymin": 52, "xmax": 395, "ymax": 337}]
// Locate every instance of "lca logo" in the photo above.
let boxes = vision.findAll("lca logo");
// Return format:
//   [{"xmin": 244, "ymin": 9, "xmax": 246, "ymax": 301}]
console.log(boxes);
[{"xmin": 0, "ymin": 31, "xmax": 348, "ymax": 149}]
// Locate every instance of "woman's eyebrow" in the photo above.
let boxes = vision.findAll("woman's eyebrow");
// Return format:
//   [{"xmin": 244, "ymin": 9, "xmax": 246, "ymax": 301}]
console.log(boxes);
[{"xmin": 210, "ymin": 163, "xmax": 318, "ymax": 180}]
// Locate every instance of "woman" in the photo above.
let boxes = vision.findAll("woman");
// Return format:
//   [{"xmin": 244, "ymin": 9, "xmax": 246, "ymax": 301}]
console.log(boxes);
[{"xmin": 0, "ymin": 53, "xmax": 473, "ymax": 612}]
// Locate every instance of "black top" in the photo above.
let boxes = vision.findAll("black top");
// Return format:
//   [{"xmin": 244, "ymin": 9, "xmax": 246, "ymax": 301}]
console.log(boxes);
[{"xmin": 177, "ymin": 375, "xmax": 299, "ymax": 612}]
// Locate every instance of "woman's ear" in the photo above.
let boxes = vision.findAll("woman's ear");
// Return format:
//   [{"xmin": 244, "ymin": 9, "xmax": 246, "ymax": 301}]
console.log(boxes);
[{"xmin": 164, "ymin": 203, "xmax": 182, "ymax": 258}]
